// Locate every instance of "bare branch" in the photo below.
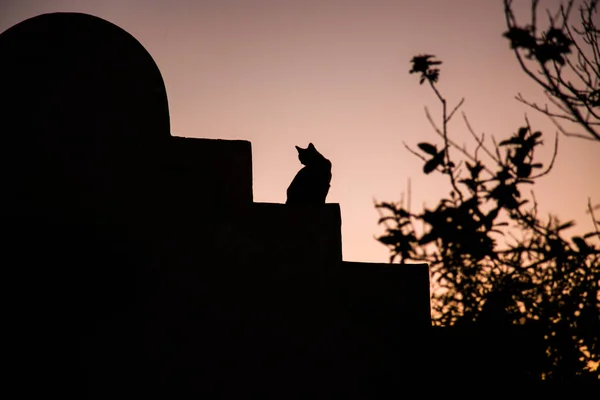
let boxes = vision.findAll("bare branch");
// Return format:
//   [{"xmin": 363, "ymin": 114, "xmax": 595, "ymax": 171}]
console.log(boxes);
[
  {"xmin": 530, "ymin": 130, "xmax": 559, "ymax": 179},
  {"xmin": 447, "ymin": 98, "xmax": 465, "ymax": 123},
  {"xmin": 587, "ymin": 197, "xmax": 600, "ymax": 236},
  {"xmin": 515, "ymin": 93, "xmax": 581, "ymax": 122},
  {"xmin": 503, "ymin": 0, "xmax": 600, "ymax": 142},
  {"xmin": 462, "ymin": 112, "xmax": 501, "ymax": 166},
  {"xmin": 425, "ymin": 107, "xmax": 443, "ymax": 136},
  {"xmin": 562, "ymin": 4, "xmax": 600, "ymax": 81},
  {"xmin": 403, "ymin": 141, "xmax": 428, "ymax": 162},
  {"xmin": 548, "ymin": 112, "xmax": 599, "ymax": 140}
]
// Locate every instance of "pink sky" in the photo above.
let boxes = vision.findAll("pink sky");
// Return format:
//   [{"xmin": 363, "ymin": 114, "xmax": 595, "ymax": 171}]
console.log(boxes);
[{"xmin": 2, "ymin": 0, "xmax": 598, "ymax": 263}]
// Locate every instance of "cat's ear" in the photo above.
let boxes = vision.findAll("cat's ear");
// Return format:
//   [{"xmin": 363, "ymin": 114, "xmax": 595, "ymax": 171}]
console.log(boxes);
[
  {"xmin": 308, "ymin": 143, "xmax": 316, "ymax": 150},
  {"xmin": 295, "ymin": 145, "xmax": 302, "ymax": 152}
]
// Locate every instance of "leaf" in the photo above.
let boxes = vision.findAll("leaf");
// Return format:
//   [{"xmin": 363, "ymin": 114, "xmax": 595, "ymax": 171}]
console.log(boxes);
[
  {"xmin": 459, "ymin": 178, "xmax": 477, "ymax": 191},
  {"xmin": 395, "ymin": 241, "xmax": 412, "ymax": 254},
  {"xmin": 421, "ymin": 210, "xmax": 437, "ymax": 225},
  {"xmin": 410, "ymin": 54, "xmax": 442, "ymax": 74},
  {"xmin": 427, "ymin": 69, "xmax": 440, "ymax": 83},
  {"xmin": 397, "ymin": 208, "xmax": 410, "ymax": 218},
  {"xmin": 375, "ymin": 202, "xmax": 396, "ymax": 211},
  {"xmin": 499, "ymin": 137, "xmax": 520, "ymax": 146},
  {"xmin": 484, "ymin": 208, "xmax": 500, "ymax": 229},
  {"xmin": 423, "ymin": 151, "xmax": 445, "ymax": 174},
  {"xmin": 572, "ymin": 236, "xmax": 590, "ymax": 253},
  {"xmin": 556, "ymin": 221, "xmax": 575, "ymax": 231},
  {"xmin": 503, "ymin": 27, "xmax": 536, "ymax": 49},
  {"xmin": 583, "ymin": 232, "xmax": 600, "ymax": 239},
  {"xmin": 517, "ymin": 164, "xmax": 532, "ymax": 178},
  {"xmin": 378, "ymin": 235, "xmax": 398, "ymax": 246},
  {"xmin": 496, "ymin": 168, "xmax": 513, "ymax": 181},
  {"xmin": 518, "ymin": 127, "xmax": 529, "ymax": 138},
  {"xmin": 418, "ymin": 231, "xmax": 438, "ymax": 245},
  {"xmin": 378, "ymin": 216, "xmax": 396, "ymax": 224},
  {"xmin": 417, "ymin": 142, "xmax": 438, "ymax": 155},
  {"xmin": 466, "ymin": 161, "xmax": 483, "ymax": 179}
]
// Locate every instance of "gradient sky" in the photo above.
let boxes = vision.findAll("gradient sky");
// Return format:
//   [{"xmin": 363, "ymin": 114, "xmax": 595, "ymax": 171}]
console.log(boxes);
[{"xmin": 2, "ymin": 0, "xmax": 598, "ymax": 263}]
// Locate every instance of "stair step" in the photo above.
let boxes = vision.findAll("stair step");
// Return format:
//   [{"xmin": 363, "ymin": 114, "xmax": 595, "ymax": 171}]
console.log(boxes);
[
  {"xmin": 340, "ymin": 262, "xmax": 431, "ymax": 327},
  {"xmin": 165, "ymin": 137, "xmax": 253, "ymax": 208},
  {"xmin": 216, "ymin": 202, "xmax": 343, "ymax": 271}
]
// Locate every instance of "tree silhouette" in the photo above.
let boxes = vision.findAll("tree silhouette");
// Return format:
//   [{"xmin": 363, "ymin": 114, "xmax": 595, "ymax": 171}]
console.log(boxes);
[
  {"xmin": 503, "ymin": 0, "xmax": 599, "ymax": 142},
  {"xmin": 376, "ymin": 55, "xmax": 600, "ymax": 380}
]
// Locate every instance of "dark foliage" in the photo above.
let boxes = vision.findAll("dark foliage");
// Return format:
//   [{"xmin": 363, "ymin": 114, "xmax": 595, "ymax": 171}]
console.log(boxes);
[{"xmin": 376, "ymin": 55, "xmax": 600, "ymax": 379}]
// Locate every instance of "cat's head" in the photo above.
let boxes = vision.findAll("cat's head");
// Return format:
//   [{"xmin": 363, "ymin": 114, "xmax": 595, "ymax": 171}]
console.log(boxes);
[{"xmin": 295, "ymin": 143, "xmax": 325, "ymax": 165}]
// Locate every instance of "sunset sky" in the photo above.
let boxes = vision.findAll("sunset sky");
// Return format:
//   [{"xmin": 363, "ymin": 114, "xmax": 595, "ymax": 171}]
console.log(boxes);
[{"xmin": 2, "ymin": 0, "xmax": 598, "ymax": 263}]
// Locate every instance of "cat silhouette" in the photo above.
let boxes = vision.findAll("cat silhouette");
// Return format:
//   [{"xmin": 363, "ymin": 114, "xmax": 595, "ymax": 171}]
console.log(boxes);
[{"xmin": 286, "ymin": 143, "xmax": 332, "ymax": 205}]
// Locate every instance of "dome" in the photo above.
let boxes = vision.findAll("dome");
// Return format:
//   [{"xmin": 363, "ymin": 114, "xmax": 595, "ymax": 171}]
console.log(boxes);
[{"xmin": 0, "ymin": 12, "xmax": 171, "ymax": 142}]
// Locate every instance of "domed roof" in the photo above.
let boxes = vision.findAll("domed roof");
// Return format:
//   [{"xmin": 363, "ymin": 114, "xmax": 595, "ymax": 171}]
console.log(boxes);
[{"xmin": 0, "ymin": 12, "xmax": 171, "ymax": 142}]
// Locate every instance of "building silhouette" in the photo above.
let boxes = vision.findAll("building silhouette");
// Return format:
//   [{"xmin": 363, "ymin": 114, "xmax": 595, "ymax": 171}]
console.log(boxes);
[{"xmin": 1, "ymin": 13, "xmax": 433, "ymax": 398}]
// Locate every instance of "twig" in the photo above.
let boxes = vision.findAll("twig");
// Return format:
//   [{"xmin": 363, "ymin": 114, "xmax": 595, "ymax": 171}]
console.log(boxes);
[
  {"xmin": 588, "ymin": 197, "xmax": 600, "ymax": 236},
  {"xmin": 403, "ymin": 141, "xmax": 428, "ymax": 162},
  {"xmin": 425, "ymin": 107, "xmax": 443, "ymax": 136},
  {"xmin": 531, "ymin": 130, "xmax": 559, "ymax": 179},
  {"xmin": 374, "ymin": 197, "xmax": 394, "ymax": 230},
  {"xmin": 428, "ymin": 80, "xmax": 465, "ymax": 201},
  {"xmin": 447, "ymin": 98, "xmax": 465, "ymax": 123},
  {"xmin": 548, "ymin": 113, "xmax": 599, "ymax": 141},
  {"xmin": 462, "ymin": 112, "xmax": 501, "ymax": 166}
]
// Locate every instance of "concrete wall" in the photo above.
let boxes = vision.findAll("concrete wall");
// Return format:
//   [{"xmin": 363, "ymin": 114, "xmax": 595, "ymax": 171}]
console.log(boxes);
[
  {"xmin": 1, "ymin": 13, "xmax": 433, "ymax": 396},
  {"xmin": 166, "ymin": 137, "xmax": 253, "ymax": 209},
  {"xmin": 340, "ymin": 262, "xmax": 431, "ymax": 328}
]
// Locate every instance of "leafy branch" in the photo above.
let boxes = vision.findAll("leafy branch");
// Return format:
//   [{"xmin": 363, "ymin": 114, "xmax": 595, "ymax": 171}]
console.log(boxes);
[{"xmin": 376, "ymin": 55, "xmax": 600, "ymax": 380}]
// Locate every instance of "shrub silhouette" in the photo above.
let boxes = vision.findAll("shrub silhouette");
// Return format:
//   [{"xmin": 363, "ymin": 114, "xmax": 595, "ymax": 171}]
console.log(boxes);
[{"xmin": 376, "ymin": 54, "xmax": 600, "ymax": 380}]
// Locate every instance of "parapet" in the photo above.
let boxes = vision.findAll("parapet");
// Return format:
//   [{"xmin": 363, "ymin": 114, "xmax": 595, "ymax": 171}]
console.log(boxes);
[{"xmin": 165, "ymin": 137, "xmax": 254, "ymax": 208}]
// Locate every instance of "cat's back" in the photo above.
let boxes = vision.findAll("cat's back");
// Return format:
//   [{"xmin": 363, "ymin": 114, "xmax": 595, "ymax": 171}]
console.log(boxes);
[
  {"xmin": 286, "ymin": 163, "xmax": 331, "ymax": 204},
  {"xmin": 285, "ymin": 143, "xmax": 332, "ymax": 205}
]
